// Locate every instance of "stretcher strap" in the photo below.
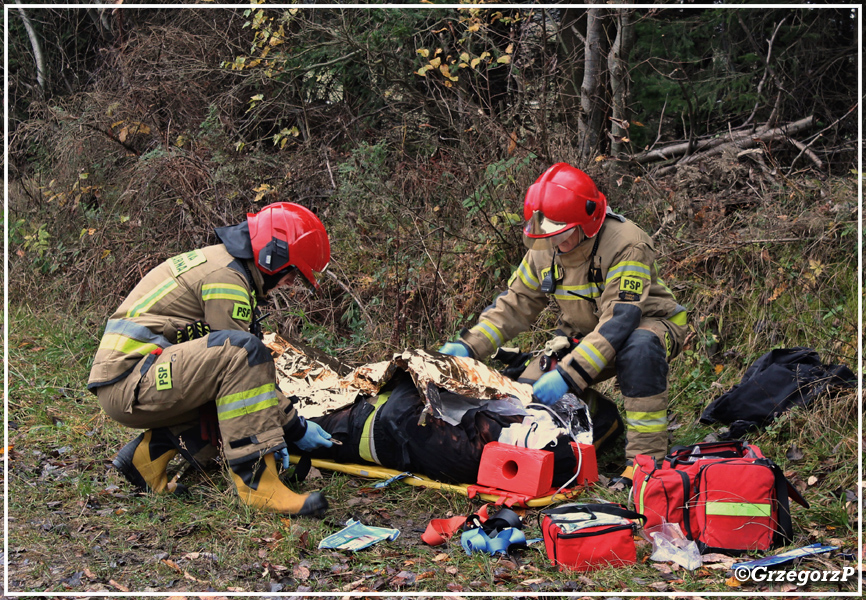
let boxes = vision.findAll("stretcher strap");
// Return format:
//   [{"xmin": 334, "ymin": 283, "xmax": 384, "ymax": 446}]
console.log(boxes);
[{"xmin": 421, "ymin": 504, "xmax": 491, "ymax": 546}]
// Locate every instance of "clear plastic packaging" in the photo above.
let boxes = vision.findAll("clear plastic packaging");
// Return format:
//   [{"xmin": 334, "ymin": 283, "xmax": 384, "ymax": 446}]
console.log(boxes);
[{"xmin": 642, "ymin": 521, "xmax": 702, "ymax": 571}]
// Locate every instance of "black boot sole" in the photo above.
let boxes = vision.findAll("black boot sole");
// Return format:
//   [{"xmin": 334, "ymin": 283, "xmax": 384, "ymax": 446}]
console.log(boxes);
[
  {"xmin": 112, "ymin": 434, "xmax": 149, "ymax": 491},
  {"xmin": 296, "ymin": 491, "xmax": 329, "ymax": 517},
  {"xmin": 112, "ymin": 434, "xmax": 188, "ymax": 495}
]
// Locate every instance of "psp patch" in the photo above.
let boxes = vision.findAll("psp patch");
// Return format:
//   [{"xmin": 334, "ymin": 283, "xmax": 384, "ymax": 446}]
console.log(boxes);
[
  {"xmin": 232, "ymin": 302, "xmax": 253, "ymax": 321},
  {"xmin": 155, "ymin": 363, "xmax": 173, "ymax": 391},
  {"xmin": 619, "ymin": 276, "xmax": 644, "ymax": 301}
]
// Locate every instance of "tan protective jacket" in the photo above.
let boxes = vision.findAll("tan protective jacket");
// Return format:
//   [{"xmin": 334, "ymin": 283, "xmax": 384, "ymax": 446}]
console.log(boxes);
[
  {"xmin": 460, "ymin": 215, "xmax": 687, "ymax": 391},
  {"xmin": 88, "ymin": 244, "xmax": 265, "ymax": 389}
]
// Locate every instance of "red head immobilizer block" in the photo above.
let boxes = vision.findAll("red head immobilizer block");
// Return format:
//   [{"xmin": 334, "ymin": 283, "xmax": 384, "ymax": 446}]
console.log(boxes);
[
  {"xmin": 570, "ymin": 442, "xmax": 599, "ymax": 485},
  {"xmin": 476, "ymin": 442, "xmax": 555, "ymax": 496}
]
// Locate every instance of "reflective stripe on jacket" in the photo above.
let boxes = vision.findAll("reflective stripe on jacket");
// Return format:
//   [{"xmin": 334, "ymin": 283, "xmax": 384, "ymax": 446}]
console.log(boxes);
[
  {"xmin": 88, "ymin": 244, "xmax": 262, "ymax": 390},
  {"xmin": 461, "ymin": 217, "xmax": 685, "ymax": 391}
]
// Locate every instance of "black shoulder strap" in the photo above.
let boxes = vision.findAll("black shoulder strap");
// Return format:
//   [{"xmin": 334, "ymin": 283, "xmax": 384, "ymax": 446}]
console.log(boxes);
[
  {"xmin": 587, "ymin": 225, "xmax": 604, "ymax": 286},
  {"xmin": 542, "ymin": 502, "xmax": 646, "ymax": 524}
]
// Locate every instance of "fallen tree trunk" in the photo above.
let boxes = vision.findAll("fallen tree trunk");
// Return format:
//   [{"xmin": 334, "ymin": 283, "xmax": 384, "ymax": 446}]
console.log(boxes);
[{"xmin": 633, "ymin": 116, "xmax": 816, "ymax": 172}]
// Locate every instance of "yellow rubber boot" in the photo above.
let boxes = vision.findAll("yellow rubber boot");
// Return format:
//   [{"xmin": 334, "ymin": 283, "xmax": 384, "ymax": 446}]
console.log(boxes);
[
  {"xmin": 608, "ymin": 462, "xmax": 635, "ymax": 489},
  {"xmin": 230, "ymin": 453, "xmax": 328, "ymax": 517},
  {"xmin": 112, "ymin": 429, "xmax": 185, "ymax": 494}
]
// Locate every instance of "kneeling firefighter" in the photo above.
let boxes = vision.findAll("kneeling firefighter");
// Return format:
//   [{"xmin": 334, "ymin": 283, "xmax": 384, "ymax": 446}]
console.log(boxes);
[
  {"xmin": 89, "ymin": 202, "xmax": 334, "ymax": 516},
  {"xmin": 440, "ymin": 163, "xmax": 688, "ymax": 487}
]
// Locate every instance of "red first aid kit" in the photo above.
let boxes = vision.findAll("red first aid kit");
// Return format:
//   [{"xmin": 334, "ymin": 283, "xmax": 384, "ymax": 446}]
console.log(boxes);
[
  {"xmin": 540, "ymin": 503, "xmax": 646, "ymax": 572},
  {"xmin": 632, "ymin": 440, "xmax": 809, "ymax": 553}
]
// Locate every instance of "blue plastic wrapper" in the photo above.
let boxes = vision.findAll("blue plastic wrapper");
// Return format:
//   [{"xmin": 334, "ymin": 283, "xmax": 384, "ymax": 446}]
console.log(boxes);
[{"xmin": 318, "ymin": 519, "xmax": 400, "ymax": 551}]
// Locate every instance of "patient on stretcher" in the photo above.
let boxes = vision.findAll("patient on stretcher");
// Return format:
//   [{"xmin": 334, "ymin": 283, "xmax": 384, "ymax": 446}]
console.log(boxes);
[{"xmin": 267, "ymin": 335, "xmax": 623, "ymax": 487}]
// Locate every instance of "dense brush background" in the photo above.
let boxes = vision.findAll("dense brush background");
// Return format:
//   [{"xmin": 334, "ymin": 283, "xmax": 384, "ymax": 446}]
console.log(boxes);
[{"xmin": 5, "ymin": 6, "xmax": 860, "ymax": 594}]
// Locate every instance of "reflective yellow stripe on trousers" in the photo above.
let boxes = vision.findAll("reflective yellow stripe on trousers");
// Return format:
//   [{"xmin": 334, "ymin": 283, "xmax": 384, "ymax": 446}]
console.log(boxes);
[
  {"xmin": 359, "ymin": 391, "xmax": 392, "ymax": 465},
  {"xmin": 626, "ymin": 409, "xmax": 667, "ymax": 433}
]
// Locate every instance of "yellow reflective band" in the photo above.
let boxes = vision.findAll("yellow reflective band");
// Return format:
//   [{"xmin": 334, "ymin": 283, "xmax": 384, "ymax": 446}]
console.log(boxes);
[
  {"xmin": 515, "ymin": 259, "xmax": 540, "ymax": 290},
  {"xmin": 127, "ymin": 278, "xmax": 178, "ymax": 317},
  {"xmin": 705, "ymin": 502, "xmax": 771, "ymax": 518},
  {"xmin": 98, "ymin": 334, "xmax": 158, "ymax": 356},
  {"xmin": 638, "ymin": 475, "xmax": 648, "ymax": 515},
  {"xmin": 606, "ymin": 260, "xmax": 651, "ymax": 283},
  {"xmin": 554, "ymin": 283, "xmax": 602, "ymax": 301},
  {"xmin": 670, "ymin": 310, "xmax": 688, "ymax": 326},
  {"xmin": 359, "ymin": 391, "xmax": 392, "ymax": 465},
  {"xmin": 202, "ymin": 283, "xmax": 250, "ymax": 303},
  {"xmin": 472, "ymin": 320, "xmax": 504, "ymax": 349},
  {"xmin": 626, "ymin": 409, "xmax": 668, "ymax": 432},
  {"xmin": 216, "ymin": 383, "xmax": 278, "ymax": 420},
  {"xmin": 576, "ymin": 341, "xmax": 606, "ymax": 372}
]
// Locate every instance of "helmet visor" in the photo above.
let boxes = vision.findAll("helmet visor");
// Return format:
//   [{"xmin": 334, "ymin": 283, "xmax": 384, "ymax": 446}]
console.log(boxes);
[
  {"xmin": 523, "ymin": 211, "xmax": 576, "ymax": 250},
  {"xmin": 297, "ymin": 261, "xmax": 329, "ymax": 292}
]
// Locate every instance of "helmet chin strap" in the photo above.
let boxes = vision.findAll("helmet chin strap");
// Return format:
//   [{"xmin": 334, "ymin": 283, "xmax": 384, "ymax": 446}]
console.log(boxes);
[{"xmin": 261, "ymin": 269, "xmax": 288, "ymax": 294}]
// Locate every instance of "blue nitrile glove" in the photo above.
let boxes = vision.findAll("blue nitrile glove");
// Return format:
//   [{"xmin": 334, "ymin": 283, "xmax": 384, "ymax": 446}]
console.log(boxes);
[
  {"xmin": 532, "ymin": 369, "xmax": 570, "ymax": 406},
  {"xmin": 295, "ymin": 419, "xmax": 334, "ymax": 452},
  {"xmin": 439, "ymin": 341, "xmax": 470, "ymax": 357},
  {"xmin": 273, "ymin": 447, "xmax": 291, "ymax": 470}
]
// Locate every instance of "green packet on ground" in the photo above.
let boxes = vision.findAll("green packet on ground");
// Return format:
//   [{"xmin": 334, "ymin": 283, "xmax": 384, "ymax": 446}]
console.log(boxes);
[{"xmin": 318, "ymin": 518, "xmax": 401, "ymax": 551}]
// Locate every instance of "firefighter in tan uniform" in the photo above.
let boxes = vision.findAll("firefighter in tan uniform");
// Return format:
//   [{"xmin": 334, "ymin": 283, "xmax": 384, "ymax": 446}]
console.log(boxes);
[
  {"xmin": 89, "ymin": 203, "xmax": 334, "ymax": 515},
  {"xmin": 440, "ymin": 164, "xmax": 688, "ymax": 486}
]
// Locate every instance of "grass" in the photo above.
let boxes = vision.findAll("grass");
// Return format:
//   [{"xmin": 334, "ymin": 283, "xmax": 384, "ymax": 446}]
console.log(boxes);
[{"xmin": 6, "ymin": 291, "xmax": 860, "ymax": 593}]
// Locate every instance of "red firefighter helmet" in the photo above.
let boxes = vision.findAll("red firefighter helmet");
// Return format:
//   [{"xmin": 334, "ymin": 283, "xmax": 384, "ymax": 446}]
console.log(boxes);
[
  {"xmin": 522, "ymin": 163, "xmax": 607, "ymax": 249},
  {"xmin": 247, "ymin": 202, "xmax": 330, "ymax": 289}
]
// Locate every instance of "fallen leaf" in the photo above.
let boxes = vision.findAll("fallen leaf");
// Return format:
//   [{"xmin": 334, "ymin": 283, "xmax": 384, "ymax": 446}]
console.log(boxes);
[
  {"xmin": 445, "ymin": 566, "xmax": 458, "ymax": 575},
  {"xmin": 649, "ymin": 582, "xmax": 669, "ymax": 591},
  {"xmin": 183, "ymin": 570, "xmax": 206, "ymax": 583},
  {"xmin": 293, "ymin": 564, "xmax": 310, "ymax": 580},
  {"xmin": 161, "ymin": 559, "xmax": 182, "ymax": 573},
  {"xmin": 108, "ymin": 579, "xmax": 130, "ymax": 592},
  {"xmin": 725, "ymin": 576, "xmax": 741, "ymax": 587},
  {"xmin": 432, "ymin": 553, "xmax": 449, "ymax": 562},
  {"xmin": 446, "ymin": 583, "xmax": 464, "ymax": 592},
  {"xmin": 808, "ymin": 475, "xmax": 819, "ymax": 486}
]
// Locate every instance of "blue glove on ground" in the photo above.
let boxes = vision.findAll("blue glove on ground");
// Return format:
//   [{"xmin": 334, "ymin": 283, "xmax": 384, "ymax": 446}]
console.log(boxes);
[
  {"xmin": 439, "ymin": 341, "xmax": 470, "ymax": 357},
  {"xmin": 532, "ymin": 370, "xmax": 570, "ymax": 406},
  {"xmin": 295, "ymin": 420, "xmax": 334, "ymax": 452},
  {"xmin": 273, "ymin": 447, "xmax": 291, "ymax": 470}
]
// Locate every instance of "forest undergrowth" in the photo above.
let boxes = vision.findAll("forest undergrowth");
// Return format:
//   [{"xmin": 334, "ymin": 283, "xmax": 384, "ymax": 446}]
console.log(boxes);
[{"xmin": 5, "ymin": 8, "xmax": 861, "ymax": 595}]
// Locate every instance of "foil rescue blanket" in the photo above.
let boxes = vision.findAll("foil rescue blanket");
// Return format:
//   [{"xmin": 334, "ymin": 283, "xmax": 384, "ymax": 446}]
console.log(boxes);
[{"xmin": 265, "ymin": 333, "xmax": 533, "ymax": 423}]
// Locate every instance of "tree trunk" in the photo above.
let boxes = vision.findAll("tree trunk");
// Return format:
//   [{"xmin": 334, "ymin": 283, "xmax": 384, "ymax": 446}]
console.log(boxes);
[
  {"xmin": 16, "ymin": 8, "xmax": 47, "ymax": 92},
  {"xmin": 608, "ymin": 9, "xmax": 636, "ymax": 160},
  {"xmin": 557, "ymin": 8, "xmax": 586, "ymax": 135},
  {"xmin": 578, "ymin": 7, "xmax": 606, "ymax": 161}
]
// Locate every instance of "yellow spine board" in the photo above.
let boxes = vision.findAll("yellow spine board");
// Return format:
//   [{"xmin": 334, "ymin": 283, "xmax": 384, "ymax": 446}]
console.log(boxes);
[{"xmin": 290, "ymin": 456, "xmax": 581, "ymax": 507}]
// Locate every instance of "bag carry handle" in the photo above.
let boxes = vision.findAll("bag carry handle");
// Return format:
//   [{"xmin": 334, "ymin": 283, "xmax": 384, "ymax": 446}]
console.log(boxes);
[
  {"xmin": 667, "ymin": 440, "xmax": 746, "ymax": 466},
  {"xmin": 542, "ymin": 503, "xmax": 647, "ymax": 526}
]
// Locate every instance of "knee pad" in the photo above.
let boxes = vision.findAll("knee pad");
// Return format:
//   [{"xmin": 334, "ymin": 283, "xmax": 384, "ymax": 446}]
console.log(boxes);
[
  {"xmin": 616, "ymin": 329, "xmax": 667, "ymax": 398},
  {"xmin": 206, "ymin": 330, "xmax": 272, "ymax": 367}
]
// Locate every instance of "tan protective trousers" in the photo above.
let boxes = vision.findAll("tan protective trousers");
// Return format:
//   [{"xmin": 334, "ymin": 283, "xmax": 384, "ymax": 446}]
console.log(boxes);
[
  {"xmin": 97, "ymin": 330, "xmax": 292, "ymax": 465},
  {"xmin": 519, "ymin": 317, "xmax": 686, "ymax": 462}
]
